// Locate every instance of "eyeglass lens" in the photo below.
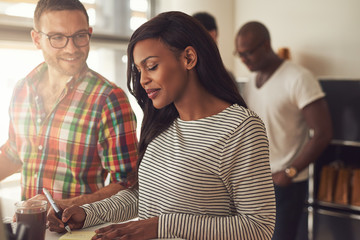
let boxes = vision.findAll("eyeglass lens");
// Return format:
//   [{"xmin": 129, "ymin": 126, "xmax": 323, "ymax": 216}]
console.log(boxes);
[
  {"xmin": 237, "ymin": 40, "xmax": 264, "ymax": 58},
  {"xmin": 49, "ymin": 33, "xmax": 90, "ymax": 48}
]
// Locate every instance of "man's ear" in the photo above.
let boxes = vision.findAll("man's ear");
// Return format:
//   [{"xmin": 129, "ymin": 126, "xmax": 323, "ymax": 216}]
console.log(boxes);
[
  {"xmin": 31, "ymin": 29, "xmax": 41, "ymax": 49},
  {"xmin": 183, "ymin": 46, "xmax": 197, "ymax": 70}
]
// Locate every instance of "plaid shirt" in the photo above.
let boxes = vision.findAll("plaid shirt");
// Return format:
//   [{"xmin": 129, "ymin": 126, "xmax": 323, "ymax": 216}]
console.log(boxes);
[{"xmin": 0, "ymin": 62, "xmax": 138, "ymax": 200}]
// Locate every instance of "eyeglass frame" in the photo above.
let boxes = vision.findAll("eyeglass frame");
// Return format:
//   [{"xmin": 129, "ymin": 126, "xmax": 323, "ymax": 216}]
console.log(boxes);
[
  {"xmin": 35, "ymin": 30, "xmax": 92, "ymax": 49},
  {"xmin": 234, "ymin": 39, "xmax": 266, "ymax": 59}
]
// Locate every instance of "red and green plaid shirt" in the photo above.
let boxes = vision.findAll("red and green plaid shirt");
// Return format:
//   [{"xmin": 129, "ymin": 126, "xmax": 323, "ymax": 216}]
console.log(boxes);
[{"xmin": 0, "ymin": 62, "xmax": 138, "ymax": 200}]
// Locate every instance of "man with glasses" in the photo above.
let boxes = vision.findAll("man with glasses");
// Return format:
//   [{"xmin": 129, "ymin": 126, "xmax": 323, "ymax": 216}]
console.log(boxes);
[
  {"xmin": 235, "ymin": 21, "xmax": 333, "ymax": 240},
  {"xmin": 0, "ymin": 0, "xmax": 138, "ymax": 209}
]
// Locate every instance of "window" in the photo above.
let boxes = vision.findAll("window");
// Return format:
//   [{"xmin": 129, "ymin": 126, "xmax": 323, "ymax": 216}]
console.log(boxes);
[{"xmin": 0, "ymin": 0, "xmax": 151, "ymax": 36}]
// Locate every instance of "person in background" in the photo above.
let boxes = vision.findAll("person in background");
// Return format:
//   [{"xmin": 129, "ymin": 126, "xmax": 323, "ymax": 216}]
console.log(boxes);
[
  {"xmin": 192, "ymin": 12, "xmax": 218, "ymax": 44},
  {"xmin": 48, "ymin": 11, "xmax": 276, "ymax": 240},
  {"xmin": 235, "ymin": 21, "xmax": 332, "ymax": 240},
  {"xmin": 193, "ymin": 11, "xmax": 237, "ymax": 84},
  {"xmin": 0, "ymin": 0, "xmax": 138, "ymax": 207}
]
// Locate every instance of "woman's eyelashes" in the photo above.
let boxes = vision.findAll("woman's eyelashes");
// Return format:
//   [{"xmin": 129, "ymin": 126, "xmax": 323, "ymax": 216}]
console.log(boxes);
[
  {"xmin": 147, "ymin": 64, "xmax": 158, "ymax": 71},
  {"xmin": 135, "ymin": 63, "xmax": 158, "ymax": 74}
]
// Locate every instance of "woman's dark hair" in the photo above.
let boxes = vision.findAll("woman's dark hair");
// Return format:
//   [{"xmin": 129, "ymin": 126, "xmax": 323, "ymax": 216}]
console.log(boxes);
[{"xmin": 127, "ymin": 11, "xmax": 246, "ymax": 167}]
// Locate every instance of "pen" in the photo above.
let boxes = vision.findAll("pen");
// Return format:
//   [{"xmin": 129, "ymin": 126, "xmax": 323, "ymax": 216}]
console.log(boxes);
[{"xmin": 43, "ymin": 188, "xmax": 72, "ymax": 234}]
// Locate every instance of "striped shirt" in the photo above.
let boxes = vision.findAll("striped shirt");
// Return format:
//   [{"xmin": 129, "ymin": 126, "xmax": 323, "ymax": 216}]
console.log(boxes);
[
  {"xmin": 82, "ymin": 104, "xmax": 275, "ymax": 240},
  {"xmin": 0, "ymin": 62, "xmax": 138, "ymax": 200}
]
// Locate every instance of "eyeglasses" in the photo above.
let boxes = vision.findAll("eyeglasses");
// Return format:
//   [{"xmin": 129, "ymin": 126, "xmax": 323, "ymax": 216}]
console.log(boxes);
[
  {"xmin": 36, "ymin": 30, "xmax": 92, "ymax": 49},
  {"xmin": 235, "ymin": 40, "xmax": 265, "ymax": 59}
]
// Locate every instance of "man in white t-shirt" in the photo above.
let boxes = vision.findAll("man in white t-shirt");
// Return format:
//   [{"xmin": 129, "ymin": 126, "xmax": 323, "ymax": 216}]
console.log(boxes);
[{"xmin": 235, "ymin": 21, "xmax": 333, "ymax": 240}]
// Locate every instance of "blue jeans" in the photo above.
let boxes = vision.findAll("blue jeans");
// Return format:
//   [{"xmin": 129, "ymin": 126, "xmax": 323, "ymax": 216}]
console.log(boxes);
[{"xmin": 272, "ymin": 181, "xmax": 308, "ymax": 240}]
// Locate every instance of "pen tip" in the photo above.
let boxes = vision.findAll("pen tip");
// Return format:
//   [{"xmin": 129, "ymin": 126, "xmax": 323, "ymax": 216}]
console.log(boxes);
[{"xmin": 65, "ymin": 225, "xmax": 72, "ymax": 233}]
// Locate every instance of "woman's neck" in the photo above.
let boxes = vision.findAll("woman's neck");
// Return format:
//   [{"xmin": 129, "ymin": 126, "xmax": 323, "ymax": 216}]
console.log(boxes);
[{"xmin": 175, "ymin": 80, "xmax": 230, "ymax": 121}]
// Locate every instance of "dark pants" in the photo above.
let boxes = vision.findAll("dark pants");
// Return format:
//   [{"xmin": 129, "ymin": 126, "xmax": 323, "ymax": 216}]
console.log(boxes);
[{"xmin": 272, "ymin": 181, "xmax": 308, "ymax": 240}]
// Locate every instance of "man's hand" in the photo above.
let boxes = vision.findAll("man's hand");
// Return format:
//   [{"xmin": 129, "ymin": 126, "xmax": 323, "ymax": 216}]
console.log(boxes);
[
  {"xmin": 91, "ymin": 217, "xmax": 158, "ymax": 240},
  {"xmin": 24, "ymin": 193, "xmax": 47, "ymax": 202},
  {"xmin": 48, "ymin": 204, "xmax": 86, "ymax": 233},
  {"xmin": 272, "ymin": 171, "xmax": 292, "ymax": 187}
]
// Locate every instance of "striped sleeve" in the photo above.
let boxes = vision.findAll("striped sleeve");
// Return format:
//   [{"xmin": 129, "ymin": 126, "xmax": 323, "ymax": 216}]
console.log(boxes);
[
  {"xmin": 81, "ymin": 188, "xmax": 139, "ymax": 228},
  {"xmin": 158, "ymin": 116, "xmax": 276, "ymax": 240}
]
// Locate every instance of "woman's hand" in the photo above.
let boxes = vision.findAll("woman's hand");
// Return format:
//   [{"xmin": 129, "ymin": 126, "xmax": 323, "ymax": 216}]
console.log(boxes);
[
  {"xmin": 92, "ymin": 217, "xmax": 158, "ymax": 240},
  {"xmin": 48, "ymin": 204, "xmax": 86, "ymax": 233}
]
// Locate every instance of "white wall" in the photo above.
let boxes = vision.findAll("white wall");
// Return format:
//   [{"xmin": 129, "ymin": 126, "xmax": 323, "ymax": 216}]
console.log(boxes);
[
  {"xmin": 234, "ymin": 0, "xmax": 360, "ymax": 80},
  {"xmin": 154, "ymin": 0, "xmax": 235, "ymax": 74},
  {"xmin": 155, "ymin": 0, "xmax": 360, "ymax": 80}
]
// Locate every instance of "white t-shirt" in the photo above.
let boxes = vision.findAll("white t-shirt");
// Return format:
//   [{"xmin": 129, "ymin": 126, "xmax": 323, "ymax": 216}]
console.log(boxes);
[{"xmin": 244, "ymin": 61, "xmax": 325, "ymax": 182}]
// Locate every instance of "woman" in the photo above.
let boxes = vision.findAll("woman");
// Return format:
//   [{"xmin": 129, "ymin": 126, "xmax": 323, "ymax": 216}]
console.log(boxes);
[{"xmin": 51, "ymin": 11, "xmax": 275, "ymax": 240}]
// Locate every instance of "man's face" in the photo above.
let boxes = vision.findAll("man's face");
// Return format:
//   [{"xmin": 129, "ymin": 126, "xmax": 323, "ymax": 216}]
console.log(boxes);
[
  {"xmin": 33, "ymin": 10, "xmax": 91, "ymax": 78},
  {"xmin": 235, "ymin": 33, "xmax": 266, "ymax": 72}
]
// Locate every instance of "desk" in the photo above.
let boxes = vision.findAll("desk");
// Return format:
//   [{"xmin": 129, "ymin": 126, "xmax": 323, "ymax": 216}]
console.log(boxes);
[
  {"xmin": 45, "ymin": 221, "xmax": 184, "ymax": 240},
  {"xmin": 46, "ymin": 223, "xmax": 109, "ymax": 240}
]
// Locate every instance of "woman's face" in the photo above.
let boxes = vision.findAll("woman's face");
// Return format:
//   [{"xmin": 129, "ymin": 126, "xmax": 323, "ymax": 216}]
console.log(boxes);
[{"xmin": 133, "ymin": 38, "xmax": 190, "ymax": 109}]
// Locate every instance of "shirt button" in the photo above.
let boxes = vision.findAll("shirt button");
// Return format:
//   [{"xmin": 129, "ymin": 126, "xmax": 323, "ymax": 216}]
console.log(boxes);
[
  {"xmin": 37, "ymin": 118, "xmax": 42, "ymax": 124},
  {"xmin": 38, "ymin": 145, "xmax": 43, "ymax": 151},
  {"xmin": 35, "ymin": 95, "xmax": 39, "ymax": 100},
  {"xmin": 34, "ymin": 172, "xmax": 38, "ymax": 178}
]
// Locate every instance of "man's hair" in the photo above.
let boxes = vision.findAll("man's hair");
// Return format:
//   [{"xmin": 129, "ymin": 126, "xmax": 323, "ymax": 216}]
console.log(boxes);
[
  {"xmin": 236, "ymin": 21, "xmax": 271, "ymax": 42},
  {"xmin": 192, "ymin": 12, "xmax": 217, "ymax": 31},
  {"xmin": 34, "ymin": 0, "xmax": 89, "ymax": 30}
]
